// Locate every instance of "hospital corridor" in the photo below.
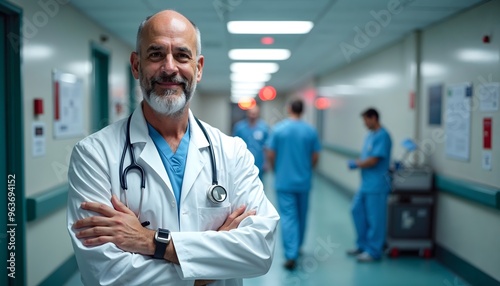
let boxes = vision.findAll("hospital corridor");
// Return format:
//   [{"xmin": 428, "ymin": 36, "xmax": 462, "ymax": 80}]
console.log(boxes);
[
  {"xmin": 1, "ymin": 0, "xmax": 499, "ymax": 285},
  {"xmin": 63, "ymin": 173, "xmax": 470, "ymax": 286}
]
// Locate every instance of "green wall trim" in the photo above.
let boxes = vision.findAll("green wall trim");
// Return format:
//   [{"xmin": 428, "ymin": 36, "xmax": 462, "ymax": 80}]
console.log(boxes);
[
  {"xmin": 436, "ymin": 244, "xmax": 500, "ymax": 286},
  {"xmin": 322, "ymin": 143, "xmax": 361, "ymax": 159},
  {"xmin": 38, "ymin": 255, "xmax": 78, "ymax": 286},
  {"xmin": 26, "ymin": 185, "xmax": 68, "ymax": 222},
  {"xmin": 435, "ymin": 174, "xmax": 500, "ymax": 210}
]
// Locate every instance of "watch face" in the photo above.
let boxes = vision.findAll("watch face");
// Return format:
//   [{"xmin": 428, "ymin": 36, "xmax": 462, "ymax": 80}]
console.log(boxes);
[{"xmin": 155, "ymin": 229, "xmax": 171, "ymax": 244}]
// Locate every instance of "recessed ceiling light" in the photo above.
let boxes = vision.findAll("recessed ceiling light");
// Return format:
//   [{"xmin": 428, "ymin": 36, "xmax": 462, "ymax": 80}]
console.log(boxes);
[
  {"xmin": 231, "ymin": 73, "xmax": 271, "ymax": 82},
  {"xmin": 231, "ymin": 89, "xmax": 259, "ymax": 95},
  {"xmin": 231, "ymin": 62, "xmax": 279, "ymax": 74},
  {"xmin": 232, "ymin": 82, "xmax": 266, "ymax": 90},
  {"xmin": 229, "ymin": 49, "xmax": 291, "ymax": 60},
  {"xmin": 228, "ymin": 21, "xmax": 313, "ymax": 34}
]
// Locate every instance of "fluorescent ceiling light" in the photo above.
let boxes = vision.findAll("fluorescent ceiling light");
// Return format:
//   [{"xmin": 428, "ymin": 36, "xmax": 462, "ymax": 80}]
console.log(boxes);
[
  {"xmin": 231, "ymin": 73, "xmax": 271, "ymax": 82},
  {"xmin": 228, "ymin": 21, "xmax": 313, "ymax": 34},
  {"xmin": 231, "ymin": 89, "xmax": 259, "ymax": 95},
  {"xmin": 229, "ymin": 49, "xmax": 291, "ymax": 60},
  {"xmin": 231, "ymin": 62, "xmax": 279, "ymax": 74},
  {"xmin": 232, "ymin": 82, "xmax": 266, "ymax": 90}
]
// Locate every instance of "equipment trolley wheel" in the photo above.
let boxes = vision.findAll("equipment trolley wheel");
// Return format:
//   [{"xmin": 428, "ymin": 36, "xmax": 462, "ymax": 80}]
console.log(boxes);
[
  {"xmin": 388, "ymin": 248, "xmax": 399, "ymax": 258},
  {"xmin": 419, "ymin": 248, "xmax": 432, "ymax": 259}
]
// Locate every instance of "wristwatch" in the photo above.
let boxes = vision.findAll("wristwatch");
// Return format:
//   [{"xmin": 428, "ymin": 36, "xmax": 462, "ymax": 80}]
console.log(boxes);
[{"xmin": 153, "ymin": 228, "xmax": 171, "ymax": 259}]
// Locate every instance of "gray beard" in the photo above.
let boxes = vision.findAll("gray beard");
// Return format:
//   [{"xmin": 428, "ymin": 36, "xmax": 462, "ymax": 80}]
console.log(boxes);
[
  {"xmin": 144, "ymin": 88, "xmax": 189, "ymax": 118},
  {"xmin": 141, "ymin": 70, "xmax": 197, "ymax": 117}
]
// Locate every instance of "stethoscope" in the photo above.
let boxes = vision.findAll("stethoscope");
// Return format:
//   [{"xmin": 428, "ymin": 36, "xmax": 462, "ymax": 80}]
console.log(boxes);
[{"xmin": 119, "ymin": 113, "xmax": 227, "ymax": 225}]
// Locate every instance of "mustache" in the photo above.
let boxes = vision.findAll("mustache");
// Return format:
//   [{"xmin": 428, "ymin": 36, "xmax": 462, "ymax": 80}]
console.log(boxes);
[{"xmin": 151, "ymin": 73, "xmax": 188, "ymax": 87}]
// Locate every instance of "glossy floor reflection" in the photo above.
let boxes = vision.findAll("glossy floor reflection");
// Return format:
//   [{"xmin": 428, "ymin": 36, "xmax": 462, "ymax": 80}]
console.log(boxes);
[{"xmin": 65, "ymin": 174, "xmax": 469, "ymax": 286}]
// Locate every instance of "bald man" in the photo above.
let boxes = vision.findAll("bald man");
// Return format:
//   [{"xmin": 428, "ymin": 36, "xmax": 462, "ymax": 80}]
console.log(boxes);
[{"xmin": 67, "ymin": 10, "xmax": 279, "ymax": 286}]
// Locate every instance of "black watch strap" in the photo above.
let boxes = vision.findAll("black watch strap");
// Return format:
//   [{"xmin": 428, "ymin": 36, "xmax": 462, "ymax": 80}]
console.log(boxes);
[{"xmin": 153, "ymin": 228, "xmax": 170, "ymax": 259}]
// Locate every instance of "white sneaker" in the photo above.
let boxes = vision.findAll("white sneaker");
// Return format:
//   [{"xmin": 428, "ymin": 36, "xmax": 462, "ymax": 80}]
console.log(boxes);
[{"xmin": 356, "ymin": 252, "xmax": 376, "ymax": 262}]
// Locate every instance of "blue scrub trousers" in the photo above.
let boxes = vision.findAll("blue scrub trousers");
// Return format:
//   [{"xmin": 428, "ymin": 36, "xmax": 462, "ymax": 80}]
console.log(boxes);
[
  {"xmin": 351, "ymin": 192, "xmax": 388, "ymax": 259},
  {"xmin": 277, "ymin": 191, "xmax": 310, "ymax": 260}
]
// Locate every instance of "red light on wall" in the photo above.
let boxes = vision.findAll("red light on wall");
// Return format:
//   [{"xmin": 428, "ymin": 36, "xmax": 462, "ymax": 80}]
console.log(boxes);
[
  {"xmin": 315, "ymin": 97, "xmax": 331, "ymax": 110},
  {"xmin": 261, "ymin": 37, "xmax": 274, "ymax": 45},
  {"xmin": 238, "ymin": 97, "xmax": 256, "ymax": 110},
  {"xmin": 259, "ymin": 86, "xmax": 277, "ymax": 101}
]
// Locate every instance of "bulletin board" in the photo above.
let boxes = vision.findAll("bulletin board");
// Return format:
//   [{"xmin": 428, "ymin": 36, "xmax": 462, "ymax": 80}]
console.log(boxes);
[{"xmin": 53, "ymin": 70, "xmax": 84, "ymax": 139}]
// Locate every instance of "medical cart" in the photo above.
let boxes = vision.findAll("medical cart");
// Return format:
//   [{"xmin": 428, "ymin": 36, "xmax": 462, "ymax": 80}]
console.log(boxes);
[{"xmin": 386, "ymin": 167, "xmax": 435, "ymax": 258}]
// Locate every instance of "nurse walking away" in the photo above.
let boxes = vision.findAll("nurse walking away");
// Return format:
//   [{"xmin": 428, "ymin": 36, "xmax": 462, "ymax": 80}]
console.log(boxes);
[
  {"xmin": 232, "ymin": 105, "xmax": 269, "ymax": 181},
  {"xmin": 347, "ymin": 108, "xmax": 392, "ymax": 262},
  {"xmin": 67, "ymin": 10, "xmax": 279, "ymax": 286},
  {"xmin": 267, "ymin": 99, "xmax": 321, "ymax": 270}
]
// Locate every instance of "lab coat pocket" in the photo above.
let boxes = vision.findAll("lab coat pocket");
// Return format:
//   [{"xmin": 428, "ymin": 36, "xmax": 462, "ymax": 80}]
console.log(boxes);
[{"xmin": 197, "ymin": 206, "xmax": 231, "ymax": 231}]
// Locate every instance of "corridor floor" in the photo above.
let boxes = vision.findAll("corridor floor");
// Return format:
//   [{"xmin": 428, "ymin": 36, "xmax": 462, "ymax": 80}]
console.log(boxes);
[{"xmin": 65, "ymin": 174, "xmax": 469, "ymax": 286}]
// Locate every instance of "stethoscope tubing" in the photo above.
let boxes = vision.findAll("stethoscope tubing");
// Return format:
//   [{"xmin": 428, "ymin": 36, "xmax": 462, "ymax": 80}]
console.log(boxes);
[{"xmin": 119, "ymin": 113, "xmax": 227, "ymax": 216}]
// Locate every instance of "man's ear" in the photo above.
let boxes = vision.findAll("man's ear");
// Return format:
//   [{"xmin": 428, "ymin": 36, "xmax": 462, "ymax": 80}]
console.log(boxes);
[
  {"xmin": 130, "ymin": 52, "xmax": 140, "ymax": 79},
  {"xmin": 196, "ymin": 55, "xmax": 204, "ymax": 82}
]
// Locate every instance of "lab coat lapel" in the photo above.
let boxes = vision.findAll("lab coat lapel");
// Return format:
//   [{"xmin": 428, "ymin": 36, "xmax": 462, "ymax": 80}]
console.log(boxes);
[
  {"xmin": 129, "ymin": 106, "xmax": 174, "ymax": 196},
  {"xmin": 180, "ymin": 111, "xmax": 209, "ymax": 202}
]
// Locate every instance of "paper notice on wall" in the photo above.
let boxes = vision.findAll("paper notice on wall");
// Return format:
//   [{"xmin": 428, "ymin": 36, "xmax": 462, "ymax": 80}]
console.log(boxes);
[
  {"xmin": 53, "ymin": 71, "xmax": 84, "ymax": 139},
  {"xmin": 479, "ymin": 82, "xmax": 499, "ymax": 112},
  {"xmin": 482, "ymin": 151, "xmax": 492, "ymax": 171},
  {"xmin": 445, "ymin": 83, "xmax": 472, "ymax": 161}
]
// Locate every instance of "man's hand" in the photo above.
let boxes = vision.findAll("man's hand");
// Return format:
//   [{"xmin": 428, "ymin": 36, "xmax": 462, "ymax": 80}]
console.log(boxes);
[
  {"xmin": 74, "ymin": 195, "xmax": 155, "ymax": 255},
  {"xmin": 218, "ymin": 205, "xmax": 256, "ymax": 231}
]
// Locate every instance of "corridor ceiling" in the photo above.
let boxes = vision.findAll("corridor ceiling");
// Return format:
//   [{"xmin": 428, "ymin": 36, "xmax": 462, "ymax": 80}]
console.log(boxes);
[{"xmin": 70, "ymin": 0, "xmax": 486, "ymax": 96}]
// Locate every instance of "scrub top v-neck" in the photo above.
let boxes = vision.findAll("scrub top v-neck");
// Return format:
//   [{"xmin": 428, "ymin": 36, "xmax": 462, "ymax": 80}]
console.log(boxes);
[{"xmin": 147, "ymin": 122, "xmax": 190, "ymax": 209}]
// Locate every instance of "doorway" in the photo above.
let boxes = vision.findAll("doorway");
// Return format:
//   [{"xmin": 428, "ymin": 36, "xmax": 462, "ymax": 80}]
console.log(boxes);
[{"xmin": 91, "ymin": 44, "xmax": 110, "ymax": 132}]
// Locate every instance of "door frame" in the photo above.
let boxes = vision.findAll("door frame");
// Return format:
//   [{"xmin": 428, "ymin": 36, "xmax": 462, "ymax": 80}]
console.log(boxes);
[{"xmin": 0, "ymin": 2, "xmax": 26, "ymax": 286}]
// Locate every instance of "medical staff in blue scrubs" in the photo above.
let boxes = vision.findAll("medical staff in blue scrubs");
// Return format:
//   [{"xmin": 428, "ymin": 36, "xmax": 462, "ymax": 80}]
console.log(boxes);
[
  {"xmin": 267, "ymin": 99, "xmax": 321, "ymax": 270},
  {"xmin": 233, "ymin": 105, "xmax": 269, "ymax": 181},
  {"xmin": 347, "ymin": 108, "xmax": 392, "ymax": 262}
]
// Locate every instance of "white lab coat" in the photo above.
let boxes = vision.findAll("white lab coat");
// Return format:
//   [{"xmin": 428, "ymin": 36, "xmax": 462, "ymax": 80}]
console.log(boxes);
[{"xmin": 67, "ymin": 106, "xmax": 279, "ymax": 286}]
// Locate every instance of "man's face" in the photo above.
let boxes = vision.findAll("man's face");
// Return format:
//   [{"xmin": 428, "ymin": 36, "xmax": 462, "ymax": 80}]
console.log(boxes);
[
  {"xmin": 132, "ymin": 12, "xmax": 204, "ymax": 116},
  {"xmin": 247, "ymin": 106, "xmax": 260, "ymax": 121},
  {"xmin": 363, "ymin": 116, "xmax": 377, "ymax": 130}
]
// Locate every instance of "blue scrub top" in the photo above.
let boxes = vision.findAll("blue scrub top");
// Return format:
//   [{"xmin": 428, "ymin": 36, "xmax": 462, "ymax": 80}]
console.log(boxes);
[
  {"xmin": 147, "ymin": 122, "xmax": 190, "ymax": 209},
  {"xmin": 232, "ymin": 119, "xmax": 269, "ymax": 172},
  {"xmin": 360, "ymin": 127, "xmax": 392, "ymax": 193},
  {"xmin": 267, "ymin": 119, "xmax": 321, "ymax": 192}
]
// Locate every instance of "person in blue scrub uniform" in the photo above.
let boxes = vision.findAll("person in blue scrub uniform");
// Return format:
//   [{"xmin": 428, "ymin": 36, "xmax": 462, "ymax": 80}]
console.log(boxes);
[
  {"xmin": 233, "ymin": 105, "xmax": 269, "ymax": 181},
  {"xmin": 267, "ymin": 99, "xmax": 321, "ymax": 270},
  {"xmin": 347, "ymin": 108, "xmax": 392, "ymax": 262}
]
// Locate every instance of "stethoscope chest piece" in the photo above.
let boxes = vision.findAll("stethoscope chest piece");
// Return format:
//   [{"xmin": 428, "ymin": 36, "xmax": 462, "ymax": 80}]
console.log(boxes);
[{"xmin": 207, "ymin": 185, "xmax": 227, "ymax": 204}]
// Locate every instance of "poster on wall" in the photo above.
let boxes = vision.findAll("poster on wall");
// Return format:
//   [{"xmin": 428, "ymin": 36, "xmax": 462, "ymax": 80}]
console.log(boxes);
[
  {"xmin": 428, "ymin": 84, "xmax": 443, "ymax": 125},
  {"xmin": 445, "ymin": 82, "xmax": 472, "ymax": 161},
  {"xmin": 53, "ymin": 70, "xmax": 84, "ymax": 139},
  {"xmin": 479, "ymin": 82, "xmax": 499, "ymax": 112}
]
